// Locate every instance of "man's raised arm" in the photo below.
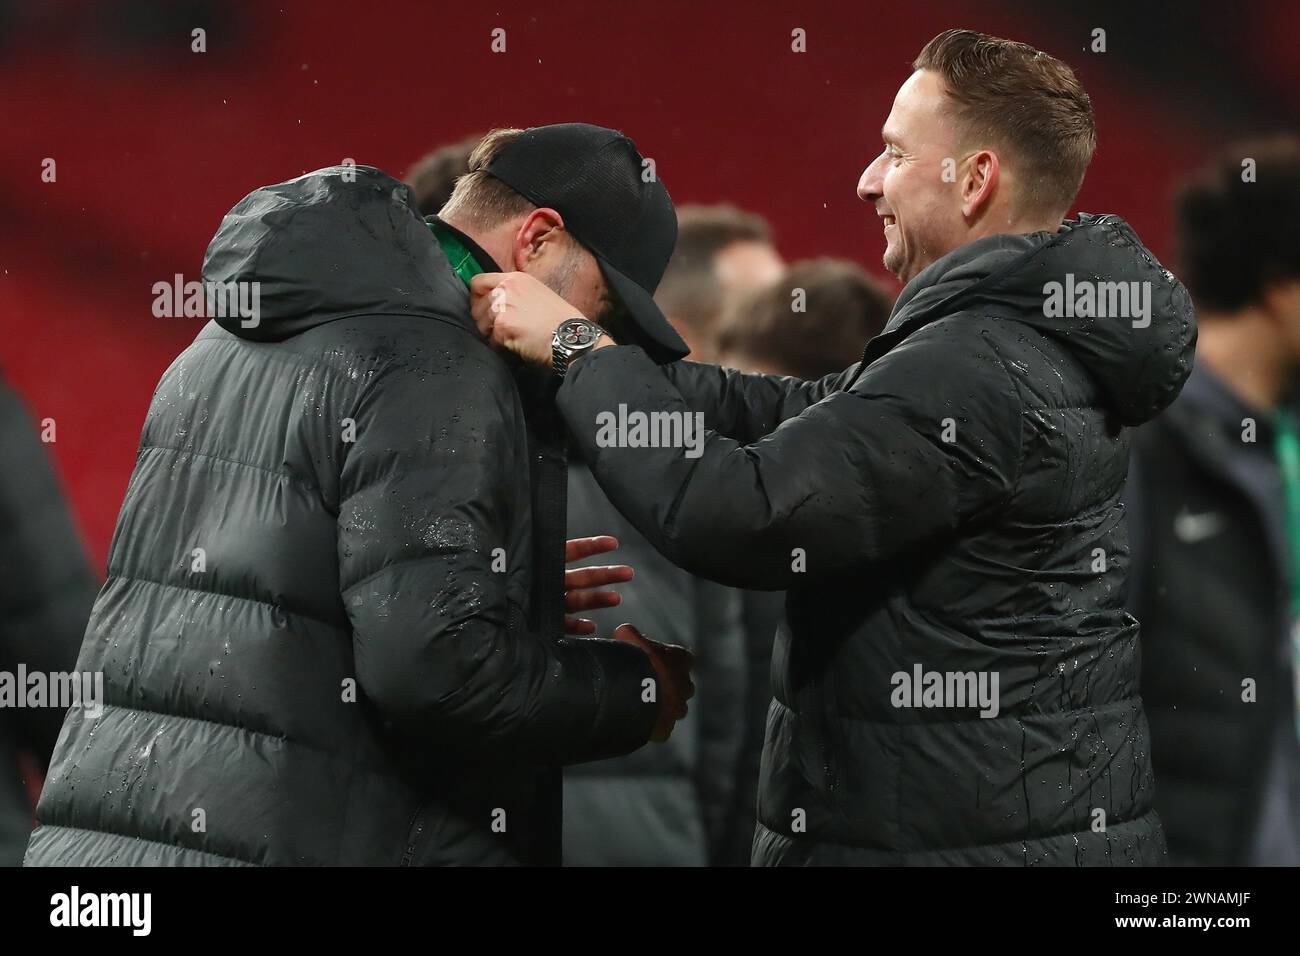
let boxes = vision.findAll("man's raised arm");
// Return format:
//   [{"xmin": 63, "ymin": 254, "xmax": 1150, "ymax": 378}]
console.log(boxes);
[
  {"xmin": 663, "ymin": 359, "xmax": 859, "ymax": 445},
  {"xmin": 555, "ymin": 328, "xmax": 1020, "ymax": 591}
]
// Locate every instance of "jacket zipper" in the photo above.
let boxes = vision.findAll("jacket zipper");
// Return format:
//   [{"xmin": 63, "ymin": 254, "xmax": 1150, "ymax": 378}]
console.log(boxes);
[{"xmin": 399, "ymin": 804, "xmax": 427, "ymax": 866}]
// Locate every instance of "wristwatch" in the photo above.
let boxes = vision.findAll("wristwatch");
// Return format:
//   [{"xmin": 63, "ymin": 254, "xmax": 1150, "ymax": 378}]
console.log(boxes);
[{"xmin": 551, "ymin": 317, "xmax": 607, "ymax": 378}]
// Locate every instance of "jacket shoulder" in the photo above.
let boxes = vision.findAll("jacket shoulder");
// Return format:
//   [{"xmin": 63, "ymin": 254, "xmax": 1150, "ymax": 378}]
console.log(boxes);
[
  {"xmin": 197, "ymin": 313, "xmax": 510, "ymax": 388},
  {"xmin": 855, "ymin": 314, "xmax": 1026, "ymax": 412}
]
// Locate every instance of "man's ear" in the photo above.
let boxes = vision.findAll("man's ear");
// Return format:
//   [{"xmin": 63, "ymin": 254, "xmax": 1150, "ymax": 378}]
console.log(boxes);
[
  {"xmin": 1260, "ymin": 280, "xmax": 1300, "ymax": 356},
  {"xmin": 960, "ymin": 149, "xmax": 999, "ymax": 221},
  {"xmin": 1261, "ymin": 280, "xmax": 1300, "ymax": 326},
  {"xmin": 512, "ymin": 207, "xmax": 567, "ymax": 271}
]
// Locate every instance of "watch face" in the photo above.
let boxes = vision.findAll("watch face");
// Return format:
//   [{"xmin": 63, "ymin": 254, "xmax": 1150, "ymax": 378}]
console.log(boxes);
[{"xmin": 558, "ymin": 319, "xmax": 598, "ymax": 348}]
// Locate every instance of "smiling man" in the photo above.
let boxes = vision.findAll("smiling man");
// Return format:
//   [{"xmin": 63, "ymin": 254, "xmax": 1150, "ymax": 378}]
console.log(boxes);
[
  {"xmin": 476, "ymin": 30, "xmax": 1197, "ymax": 865},
  {"xmin": 867, "ymin": 50, "xmax": 1093, "ymax": 287}
]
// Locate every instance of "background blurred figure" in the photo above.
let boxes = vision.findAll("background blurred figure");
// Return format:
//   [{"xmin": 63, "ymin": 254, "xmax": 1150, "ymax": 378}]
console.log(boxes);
[
  {"xmin": 1127, "ymin": 135, "xmax": 1300, "ymax": 865},
  {"xmin": 405, "ymin": 134, "xmax": 482, "ymax": 216},
  {"xmin": 0, "ymin": 377, "xmax": 97, "ymax": 866},
  {"xmin": 562, "ymin": 203, "xmax": 783, "ymax": 865},
  {"xmin": 710, "ymin": 258, "xmax": 893, "ymax": 864},
  {"xmin": 563, "ymin": 470, "xmax": 747, "ymax": 865},
  {"xmin": 717, "ymin": 257, "xmax": 894, "ymax": 378},
  {"xmin": 655, "ymin": 205, "xmax": 785, "ymax": 361}
]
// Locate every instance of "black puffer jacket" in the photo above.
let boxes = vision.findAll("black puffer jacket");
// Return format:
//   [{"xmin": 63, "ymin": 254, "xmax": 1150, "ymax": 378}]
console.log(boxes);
[
  {"xmin": 25, "ymin": 166, "xmax": 656, "ymax": 867},
  {"xmin": 558, "ymin": 215, "xmax": 1195, "ymax": 865},
  {"xmin": 0, "ymin": 380, "xmax": 97, "ymax": 865},
  {"xmin": 1126, "ymin": 365, "xmax": 1299, "ymax": 865}
]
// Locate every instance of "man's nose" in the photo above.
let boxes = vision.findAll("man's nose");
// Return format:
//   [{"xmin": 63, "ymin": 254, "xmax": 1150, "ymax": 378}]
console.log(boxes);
[{"xmin": 857, "ymin": 155, "xmax": 884, "ymax": 203}]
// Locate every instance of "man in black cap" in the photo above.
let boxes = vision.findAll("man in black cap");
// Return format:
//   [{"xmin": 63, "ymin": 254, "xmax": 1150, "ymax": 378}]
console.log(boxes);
[
  {"xmin": 445, "ymin": 124, "xmax": 689, "ymax": 363},
  {"xmin": 25, "ymin": 124, "xmax": 693, "ymax": 867}
]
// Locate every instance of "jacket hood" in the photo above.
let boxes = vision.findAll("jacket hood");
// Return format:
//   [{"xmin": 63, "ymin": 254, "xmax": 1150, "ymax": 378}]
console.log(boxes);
[
  {"xmin": 880, "ymin": 213, "xmax": 1197, "ymax": 426},
  {"xmin": 202, "ymin": 165, "xmax": 467, "ymax": 341}
]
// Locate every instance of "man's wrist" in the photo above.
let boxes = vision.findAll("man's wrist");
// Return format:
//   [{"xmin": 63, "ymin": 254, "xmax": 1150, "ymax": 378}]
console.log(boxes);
[
  {"xmin": 563, "ymin": 334, "xmax": 613, "ymax": 373},
  {"xmin": 552, "ymin": 318, "xmax": 612, "ymax": 376}
]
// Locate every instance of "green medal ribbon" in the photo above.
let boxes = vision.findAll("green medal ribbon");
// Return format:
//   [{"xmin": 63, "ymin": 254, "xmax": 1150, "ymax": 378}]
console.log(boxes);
[
  {"xmin": 429, "ymin": 219, "xmax": 483, "ymax": 288},
  {"xmin": 1273, "ymin": 406, "xmax": 1300, "ymax": 737}
]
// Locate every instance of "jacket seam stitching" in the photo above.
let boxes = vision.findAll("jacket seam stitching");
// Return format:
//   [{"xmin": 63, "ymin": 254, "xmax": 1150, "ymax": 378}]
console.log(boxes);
[
  {"xmin": 33, "ymin": 823, "xmax": 257, "ymax": 866},
  {"xmin": 196, "ymin": 310, "xmax": 478, "ymax": 371},
  {"xmin": 105, "ymin": 572, "xmax": 347, "ymax": 634},
  {"xmin": 137, "ymin": 442, "xmax": 310, "ymax": 487},
  {"xmin": 83, "ymin": 698, "xmax": 398, "ymax": 774},
  {"xmin": 980, "ymin": 327, "xmax": 1027, "ymax": 503},
  {"xmin": 340, "ymin": 551, "xmax": 482, "ymax": 594},
  {"xmin": 754, "ymin": 810, "xmax": 1158, "ymax": 857}
]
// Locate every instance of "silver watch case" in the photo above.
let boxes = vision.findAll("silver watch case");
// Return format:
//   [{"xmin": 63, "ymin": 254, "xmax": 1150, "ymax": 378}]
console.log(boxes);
[{"xmin": 552, "ymin": 317, "xmax": 605, "ymax": 377}]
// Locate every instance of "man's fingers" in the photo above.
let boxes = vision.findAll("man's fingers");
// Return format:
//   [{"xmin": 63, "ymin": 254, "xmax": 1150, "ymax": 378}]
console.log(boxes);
[
  {"xmin": 565, "ymin": 536, "xmax": 619, "ymax": 562},
  {"xmin": 564, "ymin": 564, "xmax": 633, "ymax": 590},
  {"xmin": 611, "ymin": 622, "xmax": 642, "ymax": 641},
  {"xmin": 469, "ymin": 271, "xmax": 527, "ymax": 345},
  {"xmin": 564, "ymin": 589, "xmax": 621, "ymax": 613},
  {"xmin": 471, "ymin": 305, "xmax": 494, "ymax": 338},
  {"xmin": 468, "ymin": 273, "xmax": 504, "ymax": 336},
  {"xmin": 660, "ymin": 643, "xmax": 696, "ymax": 669},
  {"xmin": 469, "ymin": 272, "xmax": 505, "ymax": 296},
  {"xmin": 564, "ymin": 616, "xmax": 597, "ymax": 636}
]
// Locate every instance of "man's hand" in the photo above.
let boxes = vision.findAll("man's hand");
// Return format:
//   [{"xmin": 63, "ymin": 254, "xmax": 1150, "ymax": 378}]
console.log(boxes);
[
  {"xmin": 564, "ymin": 535, "xmax": 633, "ymax": 636},
  {"xmin": 611, "ymin": 623, "xmax": 695, "ymax": 743},
  {"xmin": 471, "ymin": 271, "xmax": 582, "ymax": 367}
]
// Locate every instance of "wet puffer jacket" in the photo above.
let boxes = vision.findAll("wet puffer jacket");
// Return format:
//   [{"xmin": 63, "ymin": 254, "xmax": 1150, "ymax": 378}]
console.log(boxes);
[
  {"xmin": 558, "ymin": 215, "xmax": 1196, "ymax": 865},
  {"xmin": 24, "ymin": 166, "xmax": 656, "ymax": 867}
]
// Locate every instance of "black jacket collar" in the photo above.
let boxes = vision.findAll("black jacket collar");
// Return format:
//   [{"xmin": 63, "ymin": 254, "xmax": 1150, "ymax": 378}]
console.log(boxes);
[{"xmin": 427, "ymin": 215, "xmax": 502, "ymax": 273}]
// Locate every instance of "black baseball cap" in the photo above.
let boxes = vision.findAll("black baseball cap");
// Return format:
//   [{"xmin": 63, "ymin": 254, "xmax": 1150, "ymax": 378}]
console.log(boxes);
[{"xmin": 485, "ymin": 123, "xmax": 688, "ymax": 363}]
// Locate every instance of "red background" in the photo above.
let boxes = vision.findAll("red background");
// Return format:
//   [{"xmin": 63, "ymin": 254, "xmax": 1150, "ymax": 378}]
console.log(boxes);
[{"xmin": 2, "ymin": 0, "xmax": 1297, "ymax": 569}]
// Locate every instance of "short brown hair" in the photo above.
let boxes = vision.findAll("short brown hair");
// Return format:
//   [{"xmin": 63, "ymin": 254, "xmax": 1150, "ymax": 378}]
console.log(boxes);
[
  {"xmin": 437, "ymin": 128, "xmax": 536, "ymax": 226},
  {"xmin": 717, "ymin": 259, "xmax": 894, "ymax": 379},
  {"xmin": 913, "ymin": 29, "xmax": 1096, "ymax": 217},
  {"xmin": 405, "ymin": 134, "xmax": 481, "ymax": 216},
  {"xmin": 655, "ymin": 204, "xmax": 774, "ymax": 335}
]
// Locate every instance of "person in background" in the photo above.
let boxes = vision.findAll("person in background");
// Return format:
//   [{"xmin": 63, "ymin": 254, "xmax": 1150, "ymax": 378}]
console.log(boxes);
[
  {"xmin": 716, "ymin": 257, "xmax": 894, "ymax": 378},
  {"xmin": 0, "ymin": 376, "xmax": 97, "ymax": 865},
  {"xmin": 708, "ymin": 258, "xmax": 893, "ymax": 864},
  {"xmin": 654, "ymin": 204, "xmax": 784, "ymax": 361},
  {"xmin": 404, "ymin": 133, "xmax": 482, "ymax": 216},
  {"xmin": 1126, "ymin": 135, "xmax": 1300, "ymax": 866},
  {"xmin": 562, "ymin": 204, "xmax": 782, "ymax": 865},
  {"xmin": 563, "ymin": 464, "xmax": 746, "ymax": 866}
]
